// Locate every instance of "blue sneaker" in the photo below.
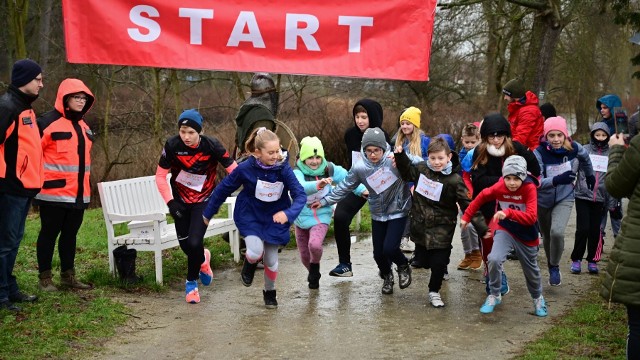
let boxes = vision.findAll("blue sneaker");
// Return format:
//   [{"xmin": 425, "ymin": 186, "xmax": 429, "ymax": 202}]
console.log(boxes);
[
  {"xmin": 199, "ymin": 249, "xmax": 213, "ymax": 286},
  {"xmin": 570, "ymin": 260, "xmax": 581, "ymax": 274},
  {"xmin": 480, "ymin": 294, "xmax": 502, "ymax": 314},
  {"xmin": 329, "ymin": 263, "xmax": 353, "ymax": 277},
  {"xmin": 501, "ymin": 272, "xmax": 510, "ymax": 296},
  {"xmin": 534, "ymin": 296, "xmax": 548, "ymax": 317},
  {"xmin": 549, "ymin": 266, "xmax": 561, "ymax": 286},
  {"xmin": 587, "ymin": 262, "xmax": 599, "ymax": 274},
  {"xmin": 185, "ymin": 280, "xmax": 200, "ymax": 304}
]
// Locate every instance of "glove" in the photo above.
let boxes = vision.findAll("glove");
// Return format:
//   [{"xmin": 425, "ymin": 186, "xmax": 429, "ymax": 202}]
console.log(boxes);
[
  {"xmin": 552, "ymin": 171, "xmax": 576, "ymax": 186},
  {"xmin": 586, "ymin": 175, "xmax": 596, "ymax": 191},
  {"xmin": 168, "ymin": 199, "xmax": 187, "ymax": 219},
  {"xmin": 611, "ymin": 202, "xmax": 623, "ymax": 220}
]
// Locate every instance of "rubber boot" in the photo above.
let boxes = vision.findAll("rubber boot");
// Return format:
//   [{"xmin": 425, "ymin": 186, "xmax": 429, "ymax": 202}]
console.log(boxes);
[
  {"xmin": 308, "ymin": 263, "xmax": 321, "ymax": 289},
  {"xmin": 38, "ymin": 270, "xmax": 58, "ymax": 292},
  {"xmin": 60, "ymin": 269, "xmax": 92, "ymax": 289}
]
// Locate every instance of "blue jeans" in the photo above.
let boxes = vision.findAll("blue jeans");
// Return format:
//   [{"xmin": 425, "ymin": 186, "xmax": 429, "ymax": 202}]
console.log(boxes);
[
  {"xmin": 371, "ymin": 217, "xmax": 408, "ymax": 275},
  {"xmin": 0, "ymin": 193, "xmax": 32, "ymax": 301}
]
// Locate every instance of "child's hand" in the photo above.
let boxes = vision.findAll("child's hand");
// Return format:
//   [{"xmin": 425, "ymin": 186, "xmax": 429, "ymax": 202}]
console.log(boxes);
[
  {"xmin": 460, "ymin": 219, "xmax": 468, "ymax": 229},
  {"xmin": 394, "ymin": 145, "xmax": 404, "ymax": 153},
  {"xmin": 203, "ymin": 216, "xmax": 210, "ymax": 226},
  {"xmin": 310, "ymin": 201, "xmax": 322, "ymax": 209},
  {"xmin": 273, "ymin": 211, "xmax": 288, "ymax": 224},
  {"xmin": 361, "ymin": 190, "xmax": 369, "ymax": 199},
  {"xmin": 483, "ymin": 230, "xmax": 492, "ymax": 239},
  {"xmin": 317, "ymin": 178, "xmax": 332, "ymax": 189},
  {"xmin": 493, "ymin": 210, "xmax": 507, "ymax": 221}
]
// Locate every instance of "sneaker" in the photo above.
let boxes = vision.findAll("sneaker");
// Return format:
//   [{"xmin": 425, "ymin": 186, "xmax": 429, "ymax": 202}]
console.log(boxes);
[
  {"xmin": 570, "ymin": 260, "xmax": 581, "ymax": 274},
  {"xmin": 185, "ymin": 280, "xmax": 200, "ymax": 304},
  {"xmin": 199, "ymin": 249, "xmax": 213, "ymax": 286},
  {"xmin": 263, "ymin": 290, "xmax": 278, "ymax": 309},
  {"xmin": 533, "ymin": 296, "xmax": 548, "ymax": 317},
  {"xmin": 0, "ymin": 300, "xmax": 21, "ymax": 312},
  {"xmin": 399, "ymin": 237, "xmax": 415, "ymax": 253},
  {"xmin": 8, "ymin": 291, "xmax": 37, "ymax": 303},
  {"xmin": 396, "ymin": 263, "xmax": 412, "ymax": 289},
  {"xmin": 506, "ymin": 250, "xmax": 519, "ymax": 260},
  {"xmin": 587, "ymin": 262, "xmax": 599, "ymax": 274},
  {"xmin": 381, "ymin": 272, "xmax": 394, "ymax": 295},
  {"xmin": 428, "ymin": 292, "xmax": 445, "ymax": 308},
  {"xmin": 501, "ymin": 272, "xmax": 510, "ymax": 296},
  {"xmin": 480, "ymin": 294, "xmax": 502, "ymax": 314},
  {"xmin": 549, "ymin": 266, "xmax": 562, "ymax": 286},
  {"xmin": 329, "ymin": 263, "xmax": 353, "ymax": 277}
]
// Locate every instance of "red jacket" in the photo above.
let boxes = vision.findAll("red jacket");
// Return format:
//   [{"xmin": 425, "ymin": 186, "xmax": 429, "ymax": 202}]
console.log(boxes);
[
  {"xmin": 507, "ymin": 91, "xmax": 544, "ymax": 151},
  {"xmin": 34, "ymin": 79, "xmax": 94, "ymax": 208},
  {"xmin": 462, "ymin": 178, "xmax": 539, "ymax": 246}
]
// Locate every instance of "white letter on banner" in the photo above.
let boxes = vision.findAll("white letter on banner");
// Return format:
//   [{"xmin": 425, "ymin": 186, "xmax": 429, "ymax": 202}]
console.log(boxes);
[
  {"xmin": 128, "ymin": 5, "xmax": 161, "ymax": 42},
  {"xmin": 179, "ymin": 8, "xmax": 214, "ymax": 45},
  {"xmin": 338, "ymin": 16, "xmax": 373, "ymax": 53},
  {"xmin": 285, "ymin": 14, "xmax": 320, "ymax": 51},
  {"xmin": 227, "ymin": 11, "xmax": 265, "ymax": 48}
]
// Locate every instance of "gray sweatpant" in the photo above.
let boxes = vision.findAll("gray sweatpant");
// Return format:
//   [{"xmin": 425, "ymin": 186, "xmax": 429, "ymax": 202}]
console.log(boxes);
[
  {"xmin": 487, "ymin": 230, "xmax": 542, "ymax": 299},
  {"xmin": 538, "ymin": 200, "xmax": 574, "ymax": 267}
]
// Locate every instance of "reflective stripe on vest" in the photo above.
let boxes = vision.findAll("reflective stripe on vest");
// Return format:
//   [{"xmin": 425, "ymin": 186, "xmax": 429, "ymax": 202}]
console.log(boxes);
[
  {"xmin": 35, "ymin": 193, "xmax": 90, "ymax": 203},
  {"xmin": 44, "ymin": 163, "xmax": 91, "ymax": 173}
]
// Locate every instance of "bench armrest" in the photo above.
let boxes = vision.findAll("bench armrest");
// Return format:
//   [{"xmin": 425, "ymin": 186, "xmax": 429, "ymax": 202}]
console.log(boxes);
[{"xmin": 108, "ymin": 213, "xmax": 166, "ymax": 222}]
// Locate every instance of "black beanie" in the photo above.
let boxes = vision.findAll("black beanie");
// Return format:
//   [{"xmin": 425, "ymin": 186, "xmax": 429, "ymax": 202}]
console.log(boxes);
[
  {"xmin": 502, "ymin": 78, "xmax": 525, "ymax": 99},
  {"xmin": 539, "ymin": 102, "xmax": 557, "ymax": 120},
  {"xmin": 11, "ymin": 59, "xmax": 42, "ymax": 88},
  {"xmin": 480, "ymin": 113, "xmax": 511, "ymax": 138}
]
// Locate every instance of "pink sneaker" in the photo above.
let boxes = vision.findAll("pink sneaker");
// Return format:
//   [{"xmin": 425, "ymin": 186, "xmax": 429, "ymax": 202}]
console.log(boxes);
[
  {"xmin": 185, "ymin": 280, "xmax": 200, "ymax": 304},
  {"xmin": 199, "ymin": 249, "xmax": 213, "ymax": 286}
]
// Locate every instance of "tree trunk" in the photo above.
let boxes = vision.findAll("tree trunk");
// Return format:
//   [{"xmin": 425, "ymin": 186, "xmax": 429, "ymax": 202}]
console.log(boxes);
[
  {"xmin": 38, "ymin": 0, "xmax": 53, "ymax": 67},
  {"xmin": 7, "ymin": 0, "xmax": 29, "ymax": 59}
]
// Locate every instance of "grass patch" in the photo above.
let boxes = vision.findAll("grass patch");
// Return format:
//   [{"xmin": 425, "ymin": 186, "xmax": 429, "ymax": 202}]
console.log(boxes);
[{"xmin": 518, "ymin": 285, "xmax": 628, "ymax": 359}]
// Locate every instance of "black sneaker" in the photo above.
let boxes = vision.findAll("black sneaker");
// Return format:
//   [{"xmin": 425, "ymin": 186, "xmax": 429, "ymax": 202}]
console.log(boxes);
[
  {"xmin": 381, "ymin": 272, "xmax": 394, "ymax": 295},
  {"xmin": 241, "ymin": 259, "xmax": 258, "ymax": 287},
  {"xmin": 0, "ymin": 300, "xmax": 21, "ymax": 312},
  {"xmin": 9, "ymin": 291, "xmax": 37, "ymax": 303},
  {"xmin": 263, "ymin": 290, "xmax": 278, "ymax": 309},
  {"xmin": 397, "ymin": 263, "xmax": 412, "ymax": 289}
]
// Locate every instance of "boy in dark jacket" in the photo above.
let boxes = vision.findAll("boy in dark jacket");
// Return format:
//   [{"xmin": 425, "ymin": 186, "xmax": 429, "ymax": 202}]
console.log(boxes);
[
  {"xmin": 461, "ymin": 155, "xmax": 547, "ymax": 317},
  {"xmin": 395, "ymin": 137, "xmax": 487, "ymax": 308}
]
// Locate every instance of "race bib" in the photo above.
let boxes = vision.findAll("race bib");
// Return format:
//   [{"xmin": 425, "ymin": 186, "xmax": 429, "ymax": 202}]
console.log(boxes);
[
  {"xmin": 415, "ymin": 174, "xmax": 443, "ymax": 201},
  {"xmin": 589, "ymin": 154, "xmax": 608, "ymax": 173},
  {"xmin": 306, "ymin": 185, "xmax": 330, "ymax": 204},
  {"xmin": 255, "ymin": 179, "xmax": 284, "ymax": 202},
  {"xmin": 498, "ymin": 201, "xmax": 526, "ymax": 212},
  {"xmin": 175, "ymin": 170, "xmax": 206, "ymax": 192},
  {"xmin": 351, "ymin": 151, "xmax": 362, "ymax": 167},
  {"xmin": 546, "ymin": 161, "xmax": 571, "ymax": 178},
  {"xmin": 366, "ymin": 167, "xmax": 398, "ymax": 194}
]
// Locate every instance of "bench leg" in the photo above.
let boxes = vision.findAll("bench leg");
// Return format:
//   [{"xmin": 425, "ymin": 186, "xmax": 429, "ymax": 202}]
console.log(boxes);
[
  {"xmin": 155, "ymin": 250, "xmax": 163, "ymax": 285},
  {"xmin": 108, "ymin": 243, "xmax": 116, "ymax": 276}
]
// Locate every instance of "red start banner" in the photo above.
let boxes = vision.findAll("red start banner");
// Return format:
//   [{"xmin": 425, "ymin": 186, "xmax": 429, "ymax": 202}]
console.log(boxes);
[{"xmin": 62, "ymin": 0, "xmax": 437, "ymax": 81}]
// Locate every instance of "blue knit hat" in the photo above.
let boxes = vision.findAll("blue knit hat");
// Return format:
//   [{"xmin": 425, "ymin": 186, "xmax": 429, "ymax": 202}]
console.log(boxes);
[
  {"xmin": 11, "ymin": 59, "xmax": 42, "ymax": 88},
  {"xmin": 178, "ymin": 109, "xmax": 203, "ymax": 133}
]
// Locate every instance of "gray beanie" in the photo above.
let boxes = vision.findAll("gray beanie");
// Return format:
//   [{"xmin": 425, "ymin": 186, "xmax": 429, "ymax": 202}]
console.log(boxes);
[
  {"xmin": 361, "ymin": 127, "xmax": 387, "ymax": 150},
  {"xmin": 502, "ymin": 155, "xmax": 527, "ymax": 181}
]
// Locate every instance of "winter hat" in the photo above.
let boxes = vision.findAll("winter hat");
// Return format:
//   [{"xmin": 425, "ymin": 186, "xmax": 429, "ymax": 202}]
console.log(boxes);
[
  {"xmin": 178, "ymin": 109, "xmax": 203, "ymax": 133},
  {"xmin": 399, "ymin": 106, "xmax": 421, "ymax": 128},
  {"xmin": 299, "ymin": 136, "xmax": 325, "ymax": 161},
  {"xmin": 539, "ymin": 102, "xmax": 557, "ymax": 120},
  {"xmin": 11, "ymin": 59, "xmax": 42, "ymax": 88},
  {"xmin": 480, "ymin": 113, "xmax": 511, "ymax": 138},
  {"xmin": 544, "ymin": 116, "xmax": 568, "ymax": 138},
  {"xmin": 502, "ymin": 78, "xmax": 526, "ymax": 99},
  {"xmin": 361, "ymin": 127, "xmax": 387, "ymax": 150},
  {"xmin": 502, "ymin": 155, "xmax": 527, "ymax": 181}
]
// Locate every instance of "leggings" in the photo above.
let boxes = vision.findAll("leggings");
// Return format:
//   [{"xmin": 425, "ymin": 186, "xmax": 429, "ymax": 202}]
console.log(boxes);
[
  {"xmin": 174, "ymin": 202, "xmax": 207, "ymax": 281},
  {"xmin": 295, "ymin": 224, "xmax": 329, "ymax": 269},
  {"xmin": 538, "ymin": 200, "xmax": 574, "ymax": 268},
  {"xmin": 244, "ymin": 235, "xmax": 279, "ymax": 291},
  {"xmin": 572, "ymin": 198, "xmax": 605, "ymax": 263},
  {"xmin": 333, "ymin": 192, "xmax": 367, "ymax": 264},
  {"xmin": 37, "ymin": 205, "xmax": 85, "ymax": 273}
]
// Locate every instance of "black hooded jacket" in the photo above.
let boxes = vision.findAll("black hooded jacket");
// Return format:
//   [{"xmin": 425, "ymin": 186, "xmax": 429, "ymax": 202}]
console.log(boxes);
[{"xmin": 343, "ymin": 99, "xmax": 390, "ymax": 168}]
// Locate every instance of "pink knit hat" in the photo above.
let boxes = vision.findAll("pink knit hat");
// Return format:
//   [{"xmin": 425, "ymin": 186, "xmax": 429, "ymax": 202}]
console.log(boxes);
[{"xmin": 544, "ymin": 116, "xmax": 569, "ymax": 138}]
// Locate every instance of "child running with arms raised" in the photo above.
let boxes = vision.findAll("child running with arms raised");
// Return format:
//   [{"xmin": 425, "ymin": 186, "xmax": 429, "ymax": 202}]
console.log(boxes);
[
  {"xmin": 293, "ymin": 136, "xmax": 366, "ymax": 289},
  {"xmin": 202, "ymin": 128, "xmax": 306, "ymax": 309},
  {"xmin": 461, "ymin": 155, "xmax": 547, "ymax": 316},
  {"xmin": 311, "ymin": 127, "xmax": 415, "ymax": 295},
  {"xmin": 395, "ymin": 137, "xmax": 487, "ymax": 307}
]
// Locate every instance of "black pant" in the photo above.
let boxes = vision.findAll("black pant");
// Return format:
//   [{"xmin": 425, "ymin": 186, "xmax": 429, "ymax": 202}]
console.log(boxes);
[
  {"xmin": 629, "ymin": 305, "xmax": 640, "ymax": 360},
  {"xmin": 173, "ymin": 202, "xmax": 208, "ymax": 281},
  {"xmin": 333, "ymin": 192, "xmax": 367, "ymax": 264},
  {"xmin": 425, "ymin": 247, "xmax": 452, "ymax": 293},
  {"xmin": 37, "ymin": 205, "xmax": 85, "ymax": 273},
  {"xmin": 371, "ymin": 217, "xmax": 408, "ymax": 275},
  {"xmin": 572, "ymin": 198, "xmax": 605, "ymax": 263}
]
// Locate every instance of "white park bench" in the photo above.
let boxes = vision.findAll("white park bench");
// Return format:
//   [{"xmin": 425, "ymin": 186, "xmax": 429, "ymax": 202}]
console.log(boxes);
[{"xmin": 97, "ymin": 175, "xmax": 240, "ymax": 285}]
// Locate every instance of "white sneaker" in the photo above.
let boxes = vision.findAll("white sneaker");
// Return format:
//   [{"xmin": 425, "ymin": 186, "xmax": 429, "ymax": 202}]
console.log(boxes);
[
  {"xmin": 429, "ymin": 292, "xmax": 445, "ymax": 308},
  {"xmin": 400, "ymin": 237, "xmax": 415, "ymax": 253}
]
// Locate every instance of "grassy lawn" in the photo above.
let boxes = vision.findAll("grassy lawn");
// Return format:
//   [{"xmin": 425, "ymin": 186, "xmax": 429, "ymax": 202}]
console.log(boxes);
[{"xmin": 0, "ymin": 203, "xmax": 628, "ymax": 359}]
